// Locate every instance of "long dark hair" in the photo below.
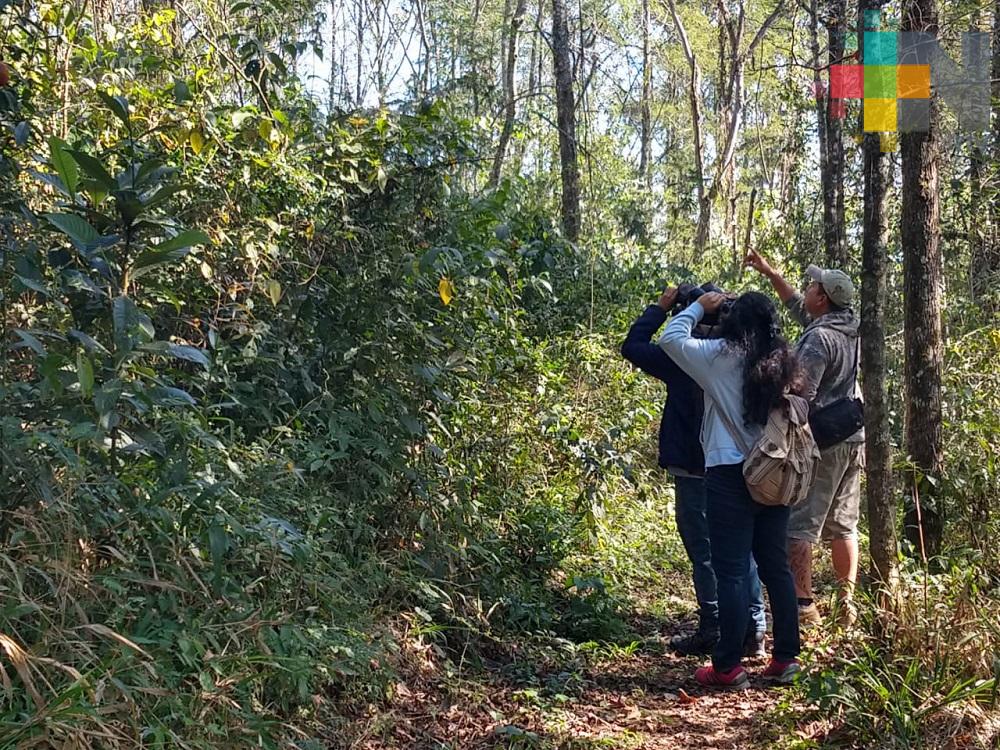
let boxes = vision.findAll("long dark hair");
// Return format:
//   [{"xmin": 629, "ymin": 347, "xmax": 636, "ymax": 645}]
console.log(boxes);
[{"xmin": 719, "ymin": 292, "xmax": 804, "ymax": 426}]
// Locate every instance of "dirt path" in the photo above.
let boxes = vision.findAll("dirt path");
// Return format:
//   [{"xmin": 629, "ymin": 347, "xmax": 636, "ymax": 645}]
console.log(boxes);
[{"xmin": 341, "ymin": 616, "xmax": 800, "ymax": 750}]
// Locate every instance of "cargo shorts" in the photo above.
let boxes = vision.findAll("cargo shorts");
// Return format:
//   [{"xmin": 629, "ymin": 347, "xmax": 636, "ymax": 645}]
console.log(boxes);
[{"xmin": 788, "ymin": 441, "xmax": 864, "ymax": 543}]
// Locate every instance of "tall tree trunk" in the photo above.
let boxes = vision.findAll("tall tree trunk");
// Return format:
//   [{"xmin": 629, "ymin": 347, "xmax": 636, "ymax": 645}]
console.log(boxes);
[
  {"xmin": 901, "ymin": 0, "xmax": 944, "ymax": 558},
  {"xmin": 665, "ymin": 0, "xmax": 708, "ymax": 249},
  {"xmin": 638, "ymin": 0, "xmax": 652, "ymax": 188},
  {"xmin": 971, "ymin": 0, "xmax": 1000, "ymax": 304},
  {"xmin": 669, "ymin": 0, "xmax": 784, "ymax": 252},
  {"xmin": 552, "ymin": 0, "xmax": 581, "ymax": 241},
  {"xmin": 859, "ymin": 0, "xmax": 896, "ymax": 587},
  {"xmin": 810, "ymin": 0, "xmax": 831, "ymax": 258},
  {"xmin": 329, "ymin": 0, "xmax": 338, "ymax": 111},
  {"xmin": 822, "ymin": 0, "xmax": 848, "ymax": 267},
  {"xmin": 490, "ymin": 0, "xmax": 528, "ymax": 187}
]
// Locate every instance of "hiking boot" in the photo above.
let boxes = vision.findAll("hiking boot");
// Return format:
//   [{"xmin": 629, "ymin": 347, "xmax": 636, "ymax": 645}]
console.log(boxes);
[
  {"xmin": 671, "ymin": 630, "xmax": 718, "ymax": 656},
  {"xmin": 761, "ymin": 658, "xmax": 801, "ymax": 685},
  {"xmin": 694, "ymin": 664, "xmax": 750, "ymax": 691},
  {"xmin": 798, "ymin": 603, "xmax": 822, "ymax": 628},
  {"xmin": 743, "ymin": 630, "xmax": 766, "ymax": 658}
]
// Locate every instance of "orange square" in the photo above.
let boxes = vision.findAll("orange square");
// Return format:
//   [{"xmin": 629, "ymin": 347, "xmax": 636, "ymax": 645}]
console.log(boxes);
[{"xmin": 897, "ymin": 65, "xmax": 930, "ymax": 98}]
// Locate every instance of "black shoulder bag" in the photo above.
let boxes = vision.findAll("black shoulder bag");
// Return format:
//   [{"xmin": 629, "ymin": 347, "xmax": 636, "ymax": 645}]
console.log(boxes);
[{"xmin": 807, "ymin": 335, "xmax": 865, "ymax": 450}]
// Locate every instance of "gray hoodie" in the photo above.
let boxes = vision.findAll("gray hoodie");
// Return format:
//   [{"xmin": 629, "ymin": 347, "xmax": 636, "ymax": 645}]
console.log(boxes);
[{"xmin": 785, "ymin": 293, "xmax": 864, "ymax": 443}]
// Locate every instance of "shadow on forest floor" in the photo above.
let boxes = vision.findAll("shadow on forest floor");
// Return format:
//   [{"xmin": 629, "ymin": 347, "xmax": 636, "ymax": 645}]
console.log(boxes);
[{"xmin": 334, "ymin": 604, "xmax": 799, "ymax": 750}]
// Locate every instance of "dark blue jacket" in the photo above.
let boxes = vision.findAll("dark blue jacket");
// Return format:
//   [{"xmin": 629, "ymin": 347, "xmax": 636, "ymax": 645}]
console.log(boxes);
[{"xmin": 620, "ymin": 305, "xmax": 706, "ymax": 476}]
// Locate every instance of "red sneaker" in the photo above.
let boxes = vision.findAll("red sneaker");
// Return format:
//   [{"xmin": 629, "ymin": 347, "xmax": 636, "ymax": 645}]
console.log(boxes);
[
  {"xmin": 694, "ymin": 664, "xmax": 750, "ymax": 691},
  {"xmin": 761, "ymin": 658, "xmax": 801, "ymax": 685}
]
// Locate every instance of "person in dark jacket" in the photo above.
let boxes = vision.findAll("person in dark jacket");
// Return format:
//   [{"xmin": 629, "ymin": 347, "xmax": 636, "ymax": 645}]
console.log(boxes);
[{"xmin": 621, "ymin": 283, "xmax": 766, "ymax": 657}]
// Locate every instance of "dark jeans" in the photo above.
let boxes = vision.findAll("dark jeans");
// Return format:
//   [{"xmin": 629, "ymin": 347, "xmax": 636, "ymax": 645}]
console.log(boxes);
[
  {"xmin": 674, "ymin": 475, "xmax": 766, "ymax": 637},
  {"xmin": 704, "ymin": 463, "xmax": 800, "ymax": 670}
]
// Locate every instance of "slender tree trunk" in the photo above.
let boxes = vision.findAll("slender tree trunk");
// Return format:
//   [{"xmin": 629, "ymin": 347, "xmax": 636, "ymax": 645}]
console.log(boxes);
[
  {"xmin": 329, "ymin": 0, "xmax": 338, "ymax": 111},
  {"xmin": 490, "ymin": 0, "xmax": 528, "ymax": 187},
  {"xmin": 823, "ymin": 0, "xmax": 848, "ymax": 267},
  {"xmin": 414, "ymin": 0, "xmax": 431, "ymax": 97},
  {"xmin": 666, "ymin": 0, "xmax": 708, "ymax": 249},
  {"xmin": 638, "ymin": 0, "xmax": 652, "ymax": 188},
  {"xmin": 552, "ymin": 0, "xmax": 580, "ymax": 241},
  {"xmin": 901, "ymin": 0, "xmax": 944, "ymax": 558},
  {"xmin": 355, "ymin": 0, "xmax": 364, "ymax": 105},
  {"xmin": 859, "ymin": 0, "xmax": 896, "ymax": 587},
  {"xmin": 810, "ymin": 0, "xmax": 831, "ymax": 258},
  {"xmin": 971, "ymin": 0, "xmax": 1000, "ymax": 304}
]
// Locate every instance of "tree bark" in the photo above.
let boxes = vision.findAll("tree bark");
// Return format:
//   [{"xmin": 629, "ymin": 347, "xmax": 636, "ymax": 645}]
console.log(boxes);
[
  {"xmin": 552, "ymin": 0, "xmax": 581, "ymax": 241},
  {"xmin": 822, "ymin": 0, "xmax": 848, "ymax": 267},
  {"xmin": 859, "ymin": 0, "xmax": 896, "ymax": 587},
  {"xmin": 668, "ymin": 0, "xmax": 783, "ymax": 251},
  {"xmin": 971, "ymin": 0, "xmax": 1000, "ymax": 304},
  {"xmin": 665, "ymin": 0, "xmax": 708, "ymax": 248},
  {"xmin": 490, "ymin": 0, "xmax": 528, "ymax": 187},
  {"xmin": 638, "ymin": 0, "xmax": 652, "ymax": 189},
  {"xmin": 901, "ymin": 0, "xmax": 944, "ymax": 558}
]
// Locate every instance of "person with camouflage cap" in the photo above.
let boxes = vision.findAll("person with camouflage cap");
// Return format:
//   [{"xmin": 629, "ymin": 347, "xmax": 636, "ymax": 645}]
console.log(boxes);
[{"xmin": 744, "ymin": 250, "xmax": 864, "ymax": 629}]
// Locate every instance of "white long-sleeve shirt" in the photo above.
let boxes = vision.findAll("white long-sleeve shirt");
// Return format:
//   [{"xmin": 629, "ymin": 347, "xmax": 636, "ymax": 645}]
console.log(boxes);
[{"xmin": 658, "ymin": 301, "xmax": 763, "ymax": 468}]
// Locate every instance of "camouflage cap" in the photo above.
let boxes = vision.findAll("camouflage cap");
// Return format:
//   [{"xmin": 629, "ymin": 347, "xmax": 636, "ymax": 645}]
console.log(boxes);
[{"xmin": 806, "ymin": 264, "xmax": 855, "ymax": 308}]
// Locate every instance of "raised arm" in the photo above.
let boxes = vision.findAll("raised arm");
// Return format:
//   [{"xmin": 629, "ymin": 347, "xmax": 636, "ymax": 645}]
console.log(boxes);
[
  {"xmin": 620, "ymin": 303, "xmax": 683, "ymax": 382},
  {"xmin": 744, "ymin": 249, "xmax": 796, "ymax": 301},
  {"xmin": 658, "ymin": 296, "xmax": 725, "ymax": 391}
]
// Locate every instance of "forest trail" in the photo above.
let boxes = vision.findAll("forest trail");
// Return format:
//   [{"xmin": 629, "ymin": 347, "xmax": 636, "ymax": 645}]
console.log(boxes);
[{"xmin": 339, "ymin": 599, "xmax": 806, "ymax": 750}]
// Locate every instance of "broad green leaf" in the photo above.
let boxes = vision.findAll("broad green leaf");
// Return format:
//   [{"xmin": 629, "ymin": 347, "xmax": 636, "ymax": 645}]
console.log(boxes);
[
  {"xmin": 68, "ymin": 329, "xmax": 110, "ymax": 354},
  {"xmin": 48, "ymin": 137, "xmax": 79, "ymax": 196},
  {"xmin": 173, "ymin": 78, "xmax": 191, "ymax": 103},
  {"xmin": 14, "ymin": 121, "xmax": 30, "ymax": 147},
  {"xmin": 148, "ymin": 229, "xmax": 211, "ymax": 256},
  {"xmin": 30, "ymin": 170, "xmax": 73, "ymax": 197},
  {"xmin": 147, "ymin": 385, "xmax": 196, "ymax": 407},
  {"xmin": 12, "ymin": 329, "xmax": 45, "ymax": 355},
  {"xmin": 45, "ymin": 213, "xmax": 100, "ymax": 245},
  {"xmin": 165, "ymin": 344, "xmax": 211, "ymax": 369},
  {"xmin": 14, "ymin": 274, "xmax": 49, "ymax": 296},
  {"xmin": 67, "ymin": 149, "xmax": 116, "ymax": 190},
  {"xmin": 131, "ymin": 230, "xmax": 210, "ymax": 278},
  {"xmin": 77, "ymin": 352, "xmax": 94, "ymax": 398},
  {"xmin": 98, "ymin": 91, "xmax": 130, "ymax": 125}
]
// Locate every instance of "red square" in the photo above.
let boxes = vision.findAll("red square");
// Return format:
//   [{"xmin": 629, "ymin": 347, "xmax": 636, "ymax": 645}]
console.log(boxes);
[
  {"xmin": 812, "ymin": 80, "xmax": 828, "ymax": 100},
  {"xmin": 829, "ymin": 99, "xmax": 846, "ymax": 119},
  {"xmin": 830, "ymin": 65, "xmax": 864, "ymax": 98}
]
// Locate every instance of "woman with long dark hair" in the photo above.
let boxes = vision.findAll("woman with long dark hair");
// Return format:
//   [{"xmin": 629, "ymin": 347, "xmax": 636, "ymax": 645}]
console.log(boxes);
[{"xmin": 659, "ymin": 289, "xmax": 803, "ymax": 690}]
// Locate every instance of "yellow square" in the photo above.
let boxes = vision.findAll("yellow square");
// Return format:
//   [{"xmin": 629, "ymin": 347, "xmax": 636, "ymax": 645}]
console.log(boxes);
[
  {"xmin": 879, "ymin": 132, "xmax": 898, "ymax": 152},
  {"xmin": 864, "ymin": 98, "xmax": 897, "ymax": 132}
]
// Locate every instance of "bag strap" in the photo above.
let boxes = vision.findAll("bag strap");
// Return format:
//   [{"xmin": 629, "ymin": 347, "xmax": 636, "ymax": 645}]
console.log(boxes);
[
  {"xmin": 802, "ymin": 325, "xmax": 861, "ymax": 396},
  {"xmin": 712, "ymin": 398, "xmax": 754, "ymax": 457}
]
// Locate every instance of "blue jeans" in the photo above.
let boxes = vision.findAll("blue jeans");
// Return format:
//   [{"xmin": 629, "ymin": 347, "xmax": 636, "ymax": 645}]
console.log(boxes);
[
  {"xmin": 674, "ymin": 475, "xmax": 766, "ymax": 637},
  {"xmin": 704, "ymin": 463, "xmax": 800, "ymax": 670}
]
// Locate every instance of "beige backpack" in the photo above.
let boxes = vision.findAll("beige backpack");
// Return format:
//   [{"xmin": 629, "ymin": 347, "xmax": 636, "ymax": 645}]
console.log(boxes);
[{"xmin": 719, "ymin": 393, "xmax": 821, "ymax": 507}]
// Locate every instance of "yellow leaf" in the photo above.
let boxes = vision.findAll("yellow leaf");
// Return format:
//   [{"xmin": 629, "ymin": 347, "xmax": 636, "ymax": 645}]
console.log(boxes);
[
  {"xmin": 189, "ymin": 129, "xmax": 205, "ymax": 155},
  {"xmin": 266, "ymin": 279, "xmax": 282, "ymax": 306},
  {"xmin": 438, "ymin": 277, "xmax": 454, "ymax": 306}
]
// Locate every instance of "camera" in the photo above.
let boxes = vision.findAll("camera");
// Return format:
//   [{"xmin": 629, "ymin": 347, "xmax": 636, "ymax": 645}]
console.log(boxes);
[{"xmin": 668, "ymin": 281, "xmax": 735, "ymax": 333}]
